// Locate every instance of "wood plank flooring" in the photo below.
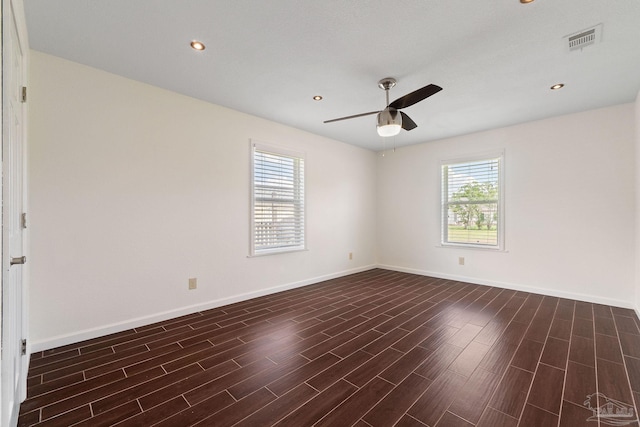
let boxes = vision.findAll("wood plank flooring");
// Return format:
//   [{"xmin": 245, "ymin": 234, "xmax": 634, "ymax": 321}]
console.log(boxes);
[{"xmin": 18, "ymin": 269, "xmax": 640, "ymax": 426}]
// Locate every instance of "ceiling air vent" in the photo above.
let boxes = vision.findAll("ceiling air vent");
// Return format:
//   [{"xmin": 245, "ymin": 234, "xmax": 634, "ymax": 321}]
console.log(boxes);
[{"xmin": 565, "ymin": 24, "xmax": 602, "ymax": 52}]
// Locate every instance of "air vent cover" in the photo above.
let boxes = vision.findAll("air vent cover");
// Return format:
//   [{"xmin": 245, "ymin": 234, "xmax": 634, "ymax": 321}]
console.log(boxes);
[{"xmin": 565, "ymin": 24, "xmax": 602, "ymax": 52}]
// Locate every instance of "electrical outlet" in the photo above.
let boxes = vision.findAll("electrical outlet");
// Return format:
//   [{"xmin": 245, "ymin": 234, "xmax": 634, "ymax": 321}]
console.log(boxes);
[
  {"xmin": 188, "ymin": 277, "xmax": 197, "ymax": 290},
  {"xmin": 458, "ymin": 257, "xmax": 465, "ymax": 266},
  {"xmin": 349, "ymin": 252, "xmax": 353, "ymax": 260}
]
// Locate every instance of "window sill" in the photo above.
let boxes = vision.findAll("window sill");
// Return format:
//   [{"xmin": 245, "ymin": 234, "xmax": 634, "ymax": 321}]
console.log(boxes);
[
  {"xmin": 437, "ymin": 244, "xmax": 508, "ymax": 253},
  {"xmin": 248, "ymin": 248, "xmax": 308, "ymax": 258}
]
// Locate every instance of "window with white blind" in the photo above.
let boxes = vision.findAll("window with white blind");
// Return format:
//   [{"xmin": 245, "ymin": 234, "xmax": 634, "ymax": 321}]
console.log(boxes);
[
  {"xmin": 441, "ymin": 153, "xmax": 504, "ymax": 249},
  {"xmin": 251, "ymin": 142, "xmax": 306, "ymax": 256}
]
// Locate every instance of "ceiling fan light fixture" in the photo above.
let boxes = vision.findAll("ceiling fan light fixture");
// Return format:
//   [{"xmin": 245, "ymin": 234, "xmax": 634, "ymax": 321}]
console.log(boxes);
[
  {"xmin": 377, "ymin": 123, "xmax": 401, "ymax": 137},
  {"xmin": 377, "ymin": 109, "xmax": 402, "ymax": 137}
]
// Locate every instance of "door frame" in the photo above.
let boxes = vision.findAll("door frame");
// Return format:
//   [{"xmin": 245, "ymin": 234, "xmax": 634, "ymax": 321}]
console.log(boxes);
[{"xmin": 1, "ymin": 0, "xmax": 29, "ymax": 425}]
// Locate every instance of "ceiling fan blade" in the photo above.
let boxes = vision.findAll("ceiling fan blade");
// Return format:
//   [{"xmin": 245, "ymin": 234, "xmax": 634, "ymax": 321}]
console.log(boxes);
[
  {"xmin": 323, "ymin": 111, "xmax": 379, "ymax": 124},
  {"xmin": 400, "ymin": 112, "xmax": 417, "ymax": 131},
  {"xmin": 389, "ymin": 84, "xmax": 442, "ymax": 110}
]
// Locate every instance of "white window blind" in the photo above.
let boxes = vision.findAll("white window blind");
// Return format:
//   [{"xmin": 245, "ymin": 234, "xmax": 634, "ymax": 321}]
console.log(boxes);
[
  {"xmin": 442, "ymin": 155, "xmax": 503, "ymax": 248},
  {"xmin": 251, "ymin": 143, "xmax": 305, "ymax": 255}
]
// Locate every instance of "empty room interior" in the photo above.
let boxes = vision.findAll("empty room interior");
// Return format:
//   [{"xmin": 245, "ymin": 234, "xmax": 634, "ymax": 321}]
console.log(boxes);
[{"xmin": 3, "ymin": 0, "xmax": 640, "ymax": 426}]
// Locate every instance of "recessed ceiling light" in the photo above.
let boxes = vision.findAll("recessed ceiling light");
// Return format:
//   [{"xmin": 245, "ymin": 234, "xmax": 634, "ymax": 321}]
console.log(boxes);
[
  {"xmin": 190, "ymin": 40, "xmax": 206, "ymax": 51},
  {"xmin": 520, "ymin": 0, "xmax": 534, "ymax": 3},
  {"xmin": 313, "ymin": 95, "xmax": 323, "ymax": 101},
  {"xmin": 550, "ymin": 83, "xmax": 565, "ymax": 90}
]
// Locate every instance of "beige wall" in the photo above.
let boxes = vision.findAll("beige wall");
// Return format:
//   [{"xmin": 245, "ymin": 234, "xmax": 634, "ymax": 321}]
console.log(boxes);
[
  {"xmin": 28, "ymin": 51, "xmax": 378, "ymax": 350},
  {"xmin": 377, "ymin": 103, "xmax": 636, "ymax": 307}
]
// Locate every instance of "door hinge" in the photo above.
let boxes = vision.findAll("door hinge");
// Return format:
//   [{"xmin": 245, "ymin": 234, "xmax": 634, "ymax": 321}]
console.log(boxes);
[
  {"xmin": 21, "ymin": 339, "xmax": 27, "ymax": 355},
  {"xmin": 21, "ymin": 212, "xmax": 27, "ymax": 229},
  {"xmin": 21, "ymin": 86, "xmax": 27, "ymax": 103}
]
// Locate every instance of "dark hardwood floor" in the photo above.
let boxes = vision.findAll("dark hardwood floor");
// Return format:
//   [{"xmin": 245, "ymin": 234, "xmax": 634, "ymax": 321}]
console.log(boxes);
[{"xmin": 18, "ymin": 269, "xmax": 640, "ymax": 426}]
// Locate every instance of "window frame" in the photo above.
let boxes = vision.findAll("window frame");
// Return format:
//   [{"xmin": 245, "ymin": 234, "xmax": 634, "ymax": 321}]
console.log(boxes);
[
  {"xmin": 440, "ymin": 151, "xmax": 505, "ymax": 251},
  {"xmin": 250, "ymin": 140, "xmax": 306, "ymax": 256}
]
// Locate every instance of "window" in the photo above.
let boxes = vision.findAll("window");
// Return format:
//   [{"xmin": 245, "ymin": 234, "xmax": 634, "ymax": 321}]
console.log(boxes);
[
  {"xmin": 442, "ymin": 154, "xmax": 503, "ymax": 249},
  {"xmin": 251, "ymin": 141, "xmax": 305, "ymax": 255}
]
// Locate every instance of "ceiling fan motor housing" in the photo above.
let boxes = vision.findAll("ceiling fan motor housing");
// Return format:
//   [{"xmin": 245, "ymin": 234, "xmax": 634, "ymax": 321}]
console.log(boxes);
[{"xmin": 377, "ymin": 108, "xmax": 402, "ymax": 137}]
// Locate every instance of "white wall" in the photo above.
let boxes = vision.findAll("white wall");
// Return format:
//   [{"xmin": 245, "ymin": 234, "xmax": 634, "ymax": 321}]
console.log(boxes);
[
  {"xmin": 377, "ymin": 104, "xmax": 636, "ymax": 307},
  {"xmin": 28, "ymin": 51, "xmax": 377, "ymax": 351}
]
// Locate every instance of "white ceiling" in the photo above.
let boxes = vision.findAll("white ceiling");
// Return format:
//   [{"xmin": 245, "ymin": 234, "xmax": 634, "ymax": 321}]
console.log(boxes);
[{"xmin": 24, "ymin": 0, "xmax": 640, "ymax": 151}]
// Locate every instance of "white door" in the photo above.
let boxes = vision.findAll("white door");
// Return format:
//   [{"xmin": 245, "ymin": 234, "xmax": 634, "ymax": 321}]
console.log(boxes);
[{"xmin": 1, "ymin": 0, "xmax": 27, "ymax": 425}]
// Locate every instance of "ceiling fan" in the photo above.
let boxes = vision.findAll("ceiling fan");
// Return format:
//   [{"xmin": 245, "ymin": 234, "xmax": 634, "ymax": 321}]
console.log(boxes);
[{"xmin": 324, "ymin": 78, "xmax": 442, "ymax": 137}]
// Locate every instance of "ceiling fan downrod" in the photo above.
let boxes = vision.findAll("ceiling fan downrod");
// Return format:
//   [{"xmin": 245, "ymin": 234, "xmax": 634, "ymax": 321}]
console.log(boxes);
[{"xmin": 378, "ymin": 78, "xmax": 397, "ymax": 107}]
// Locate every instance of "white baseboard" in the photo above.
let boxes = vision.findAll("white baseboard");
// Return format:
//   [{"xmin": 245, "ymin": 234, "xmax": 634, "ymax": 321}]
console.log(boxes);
[
  {"xmin": 377, "ymin": 264, "xmax": 635, "ymax": 309},
  {"xmin": 30, "ymin": 263, "xmax": 638, "ymax": 352},
  {"xmin": 30, "ymin": 264, "xmax": 377, "ymax": 353}
]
